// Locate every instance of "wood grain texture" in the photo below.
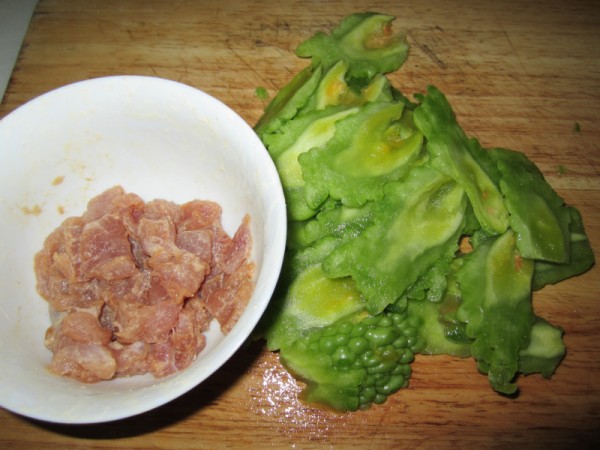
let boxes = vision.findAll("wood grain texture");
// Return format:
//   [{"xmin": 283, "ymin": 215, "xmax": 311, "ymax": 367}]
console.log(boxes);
[{"xmin": 1, "ymin": 0, "xmax": 599, "ymax": 448}]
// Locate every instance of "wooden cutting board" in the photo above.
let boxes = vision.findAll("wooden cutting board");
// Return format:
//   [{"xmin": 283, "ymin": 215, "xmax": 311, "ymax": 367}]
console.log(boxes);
[{"xmin": 1, "ymin": 0, "xmax": 599, "ymax": 448}]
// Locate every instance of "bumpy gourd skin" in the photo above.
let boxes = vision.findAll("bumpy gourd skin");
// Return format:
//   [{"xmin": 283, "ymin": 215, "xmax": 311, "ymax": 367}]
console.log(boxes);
[
  {"xmin": 255, "ymin": 12, "xmax": 595, "ymax": 412},
  {"xmin": 280, "ymin": 310, "xmax": 424, "ymax": 411}
]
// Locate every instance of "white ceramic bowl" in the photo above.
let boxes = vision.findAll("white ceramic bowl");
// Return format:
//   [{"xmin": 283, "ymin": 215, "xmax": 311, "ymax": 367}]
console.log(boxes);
[{"xmin": 0, "ymin": 75, "xmax": 286, "ymax": 424}]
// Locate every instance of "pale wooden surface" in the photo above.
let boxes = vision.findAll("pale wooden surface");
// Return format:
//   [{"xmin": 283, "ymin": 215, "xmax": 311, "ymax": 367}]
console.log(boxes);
[{"xmin": 1, "ymin": 0, "xmax": 599, "ymax": 448}]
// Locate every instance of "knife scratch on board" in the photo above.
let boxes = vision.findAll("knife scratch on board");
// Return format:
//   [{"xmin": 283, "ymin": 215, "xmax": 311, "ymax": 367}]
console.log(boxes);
[{"xmin": 225, "ymin": 41, "xmax": 272, "ymax": 90}]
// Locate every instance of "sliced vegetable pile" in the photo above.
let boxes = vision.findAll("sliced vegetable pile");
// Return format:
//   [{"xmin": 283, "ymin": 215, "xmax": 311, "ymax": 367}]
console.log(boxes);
[{"xmin": 254, "ymin": 12, "xmax": 595, "ymax": 412}]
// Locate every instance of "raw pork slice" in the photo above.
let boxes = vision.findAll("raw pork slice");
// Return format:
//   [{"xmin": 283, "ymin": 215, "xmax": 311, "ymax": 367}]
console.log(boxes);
[{"xmin": 34, "ymin": 186, "xmax": 254, "ymax": 383}]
